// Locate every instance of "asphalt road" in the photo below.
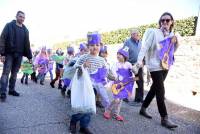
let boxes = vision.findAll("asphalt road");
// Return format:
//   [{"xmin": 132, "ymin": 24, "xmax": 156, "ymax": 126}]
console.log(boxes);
[{"xmin": 0, "ymin": 79, "xmax": 200, "ymax": 134}]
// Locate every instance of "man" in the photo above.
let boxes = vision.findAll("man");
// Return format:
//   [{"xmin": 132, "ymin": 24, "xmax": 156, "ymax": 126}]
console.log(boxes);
[
  {"xmin": 123, "ymin": 29, "xmax": 144, "ymax": 106},
  {"xmin": 0, "ymin": 11, "xmax": 32, "ymax": 101}
]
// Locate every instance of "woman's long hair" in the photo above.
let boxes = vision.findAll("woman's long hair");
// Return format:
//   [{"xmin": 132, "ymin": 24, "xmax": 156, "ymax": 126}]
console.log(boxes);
[{"xmin": 158, "ymin": 12, "xmax": 174, "ymax": 32}]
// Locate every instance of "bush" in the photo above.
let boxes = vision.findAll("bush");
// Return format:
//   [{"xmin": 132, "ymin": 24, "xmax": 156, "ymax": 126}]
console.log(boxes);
[{"xmin": 53, "ymin": 16, "xmax": 197, "ymax": 49}]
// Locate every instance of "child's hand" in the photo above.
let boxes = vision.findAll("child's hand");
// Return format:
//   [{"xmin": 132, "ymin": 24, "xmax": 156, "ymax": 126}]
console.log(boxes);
[{"xmin": 83, "ymin": 60, "xmax": 90, "ymax": 68}]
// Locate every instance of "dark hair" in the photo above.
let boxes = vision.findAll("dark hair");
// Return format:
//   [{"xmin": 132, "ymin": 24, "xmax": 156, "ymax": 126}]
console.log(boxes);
[
  {"xmin": 159, "ymin": 12, "xmax": 174, "ymax": 32},
  {"xmin": 16, "ymin": 11, "xmax": 25, "ymax": 16}
]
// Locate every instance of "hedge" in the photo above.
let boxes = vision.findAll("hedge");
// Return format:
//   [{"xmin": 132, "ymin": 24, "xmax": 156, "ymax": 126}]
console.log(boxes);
[{"xmin": 53, "ymin": 16, "xmax": 197, "ymax": 49}]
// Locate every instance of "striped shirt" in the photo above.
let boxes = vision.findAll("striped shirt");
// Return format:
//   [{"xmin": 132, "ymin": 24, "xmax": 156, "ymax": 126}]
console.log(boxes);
[{"xmin": 75, "ymin": 54, "xmax": 106, "ymax": 74}]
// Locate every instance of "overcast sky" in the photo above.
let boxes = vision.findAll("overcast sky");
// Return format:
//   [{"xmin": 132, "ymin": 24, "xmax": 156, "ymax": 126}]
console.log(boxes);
[{"xmin": 0, "ymin": 0, "xmax": 199, "ymax": 47}]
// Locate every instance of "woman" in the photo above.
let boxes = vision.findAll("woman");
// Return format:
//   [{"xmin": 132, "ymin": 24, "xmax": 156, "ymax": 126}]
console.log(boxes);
[{"xmin": 136, "ymin": 12, "xmax": 179, "ymax": 129}]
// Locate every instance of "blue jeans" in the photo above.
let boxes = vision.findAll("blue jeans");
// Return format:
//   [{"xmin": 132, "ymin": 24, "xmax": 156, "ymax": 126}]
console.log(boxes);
[
  {"xmin": 48, "ymin": 70, "xmax": 53, "ymax": 81},
  {"xmin": 71, "ymin": 113, "xmax": 91, "ymax": 128},
  {"xmin": 37, "ymin": 73, "xmax": 45, "ymax": 82},
  {"xmin": 0, "ymin": 54, "xmax": 22, "ymax": 93}
]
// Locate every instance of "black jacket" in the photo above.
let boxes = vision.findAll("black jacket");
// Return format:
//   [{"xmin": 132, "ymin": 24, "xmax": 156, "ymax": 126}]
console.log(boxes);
[{"xmin": 0, "ymin": 20, "xmax": 32, "ymax": 59}]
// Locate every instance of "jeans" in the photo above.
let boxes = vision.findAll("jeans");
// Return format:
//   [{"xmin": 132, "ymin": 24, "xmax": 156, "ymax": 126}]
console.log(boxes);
[
  {"xmin": 48, "ymin": 70, "xmax": 53, "ymax": 81},
  {"xmin": 71, "ymin": 113, "xmax": 91, "ymax": 128},
  {"xmin": 0, "ymin": 54, "xmax": 22, "ymax": 93},
  {"xmin": 134, "ymin": 68, "xmax": 144, "ymax": 102},
  {"xmin": 142, "ymin": 70, "xmax": 168, "ymax": 117},
  {"xmin": 37, "ymin": 73, "xmax": 45, "ymax": 82}
]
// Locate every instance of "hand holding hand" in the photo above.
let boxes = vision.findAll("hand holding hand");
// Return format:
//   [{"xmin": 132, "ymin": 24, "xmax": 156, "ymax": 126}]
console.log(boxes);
[{"xmin": 0, "ymin": 56, "xmax": 5, "ymax": 63}]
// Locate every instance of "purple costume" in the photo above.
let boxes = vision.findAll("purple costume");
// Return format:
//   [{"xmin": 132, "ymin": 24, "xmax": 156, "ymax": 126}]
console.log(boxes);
[{"xmin": 159, "ymin": 37, "xmax": 175, "ymax": 69}]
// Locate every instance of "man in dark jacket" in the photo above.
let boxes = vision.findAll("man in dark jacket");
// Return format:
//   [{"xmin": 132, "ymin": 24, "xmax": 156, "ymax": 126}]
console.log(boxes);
[{"xmin": 0, "ymin": 11, "xmax": 32, "ymax": 101}]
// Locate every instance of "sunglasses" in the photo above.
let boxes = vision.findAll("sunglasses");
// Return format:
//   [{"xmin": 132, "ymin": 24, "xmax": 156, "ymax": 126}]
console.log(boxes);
[{"xmin": 161, "ymin": 19, "xmax": 171, "ymax": 23}]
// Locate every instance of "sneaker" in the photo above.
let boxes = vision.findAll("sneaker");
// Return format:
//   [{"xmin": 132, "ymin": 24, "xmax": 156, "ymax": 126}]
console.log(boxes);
[
  {"xmin": 103, "ymin": 111, "xmax": 111, "ymax": 119},
  {"xmin": 79, "ymin": 127, "xmax": 93, "ymax": 134},
  {"xmin": 0, "ymin": 93, "xmax": 7, "ymax": 102},
  {"xmin": 50, "ymin": 82, "xmax": 55, "ymax": 88},
  {"xmin": 113, "ymin": 114, "xmax": 124, "ymax": 121},
  {"xmin": 8, "ymin": 90, "xmax": 20, "ymax": 96},
  {"xmin": 69, "ymin": 122, "xmax": 76, "ymax": 134}
]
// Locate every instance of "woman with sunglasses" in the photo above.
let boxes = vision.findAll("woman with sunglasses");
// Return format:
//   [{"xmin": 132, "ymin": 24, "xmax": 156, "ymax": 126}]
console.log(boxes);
[{"xmin": 136, "ymin": 12, "xmax": 179, "ymax": 129}]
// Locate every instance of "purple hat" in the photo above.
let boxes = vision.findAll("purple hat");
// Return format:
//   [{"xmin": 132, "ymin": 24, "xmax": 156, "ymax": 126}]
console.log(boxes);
[
  {"xmin": 67, "ymin": 47, "xmax": 74, "ymax": 55},
  {"xmin": 87, "ymin": 32, "xmax": 101, "ymax": 45},
  {"xmin": 100, "ymin": 45, "xmax": 107, "ymax": 53},
  {"xmin": 79, "ymin": 43, "xmax": 87, "ymax": 50},
  {"xmin": 117, "ymin": 46, "xmax": 129, "ymax": 59}
]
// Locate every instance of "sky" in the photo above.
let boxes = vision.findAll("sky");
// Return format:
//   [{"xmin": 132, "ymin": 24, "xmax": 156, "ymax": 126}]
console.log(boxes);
[{"xmin": 0, "ymin": 0, "xmax": 199, "ymax": 47}]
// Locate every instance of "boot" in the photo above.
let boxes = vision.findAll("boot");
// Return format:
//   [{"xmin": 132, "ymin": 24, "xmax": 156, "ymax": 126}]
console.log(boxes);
[
  {"xmin": 79, "ymin": 127, "xmax": 93, "ymax": 134},
  {"xmin": 139, "ymin": 107, "xmax": 152, "ymax": 119},
  {"xmin": 69, "ymin": 121, "xmax": 76, "ymax": 134},
  {"xmin": 161, "ymin": 116, "xmax": 178, "ymax": 129}
]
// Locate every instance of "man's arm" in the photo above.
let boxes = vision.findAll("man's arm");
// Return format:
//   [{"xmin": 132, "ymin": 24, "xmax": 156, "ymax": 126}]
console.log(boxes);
[{"xmin": 0, "ymin": 23, "xmax": 9, "ymax": 56}]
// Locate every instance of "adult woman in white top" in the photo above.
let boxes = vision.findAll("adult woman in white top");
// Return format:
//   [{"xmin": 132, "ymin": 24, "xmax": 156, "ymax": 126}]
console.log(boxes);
[{"xmin": 136, "ymin": 12, "xmax": 179, "ymax": 129}]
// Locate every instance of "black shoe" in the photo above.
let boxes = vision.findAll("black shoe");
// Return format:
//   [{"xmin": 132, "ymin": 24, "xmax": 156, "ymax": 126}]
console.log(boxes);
[
  {"xmin": 123, "ymin": 98, "xmax": 129, "ymax": 103},
  {"xmin": 139, "ymin": 107, "xmax": 152, "ymax": 119},
  {"xmin": 40, "ymin": 81, "xmax": 44, "ymax": 85},
  {"xmin": 50, "ymin": 82, "xmax": 55, "ymax": 88},
  {"xmin": 61, "ymin": 90, "xmax": 65, "ymax": 97},
  {"xmin": 58, "ymin": 85, "xmax": 62, "ymax": 90},
  {"xmin": 79, "ymin": 127, "xmax": 93, "ymax": 134},
  {"xmin": 161, "ymin": 116, "xmax": 178, "ymax": 129},
  {"xmin": 21, "ymin": 79, "xmax": 23, "ymax": 84},
  {"xmin": 96, "ymin": 101, "xmax": 104, "ymax": 108},
  {"xmin": 0, "ymin": 93, "xmax": 7, "ymax": 102},
  {"xmin": 8, "ymin": 90, "xmax": 20, "ymax": 96},
  {"xmin": 25, "ymin": 81, "xmax": 28, "ymax": 85},
  {"xmin": 69, "ymin": 122, "xmax": 76, "ymax": 134},
  {"xmin": 67, "ymin": 90, "xmax": 71, "ymax": 98}
]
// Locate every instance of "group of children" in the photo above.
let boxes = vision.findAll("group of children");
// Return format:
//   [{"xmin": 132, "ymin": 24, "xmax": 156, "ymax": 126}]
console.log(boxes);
[{"xmin": 20, "ymin": 32, "xmax": 138, "ymax": 134}]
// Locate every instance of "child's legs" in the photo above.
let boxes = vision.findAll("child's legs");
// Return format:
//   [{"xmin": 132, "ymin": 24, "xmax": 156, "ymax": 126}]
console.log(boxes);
[
  {"xmin": 21, "ymin": 73, "xmax": 25, "ymax": 81},
  {"xmin": 106, "ymin": 100, "xmax": 116, "ymax": 112},
  {"xmin": 113, "ymin": 99, "xmax": 122, "ymax": 115},
  {"xmin": 37, "ymin": 73, "xmax": 42, "ymax": 80},
  {"xmin": 94, "ymin": 83, "xmax": 110, "ymax": 109},
  {"xmin": 40, "ymin": 73, "xmax": 46, "ymax": 82},
  {"xmin": 25, "ymin": 73, "xmax": 29, "ymax": 83},
  {"xmin": 49, "ymin": 70, "xmax": 53, "ymax": 81}
]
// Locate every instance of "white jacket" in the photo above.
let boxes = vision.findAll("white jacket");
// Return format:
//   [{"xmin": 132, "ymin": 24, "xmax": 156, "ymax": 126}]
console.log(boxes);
[{"xmin": 137, "ymin": 28, "xmax": 178, "ymax": 72}]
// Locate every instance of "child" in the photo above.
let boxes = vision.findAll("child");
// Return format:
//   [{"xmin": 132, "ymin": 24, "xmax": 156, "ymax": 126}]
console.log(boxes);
[
  {"xmin": 103, "ymin": 46, "xmax": 136, "ymax": 121},
  {"xmin": 50, "ymin": 48, "xmax": 65, "ymax": 89},
  {"xmin": 21, "ymin": 58, "xmax": 33, "ymax": 85},
  {"xmin": 69, "ymin": 32, "xmax": 116, "ymax": 134},
  {"xmin": 61, "ymin": 46, "xmax": 75, "ymax": 96},
  {"xmin": 34, "ymin": 47, "xmax": 49, "ymax": 85},
  {"xmin": 46, "ymin": 48, "xmax": 54, "ymax": 81},
  {"xmin": 95, "ymin": 45, "xmax": 109, "ymax": 108},
  {"xmin": 75, "ymin": 43, "xmax": 89, "ymax": 57},
  {"xmin": 31, "ymin": 50, "xmax": 39, "ymax": 82}
]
